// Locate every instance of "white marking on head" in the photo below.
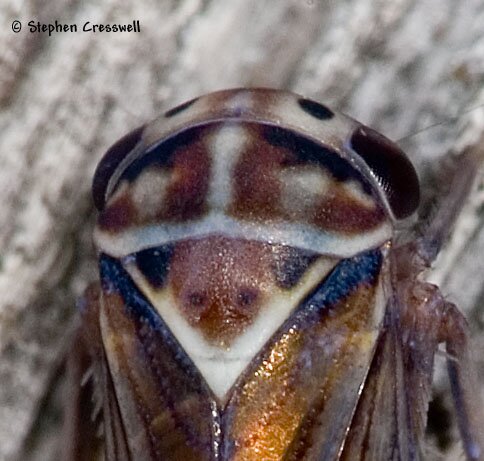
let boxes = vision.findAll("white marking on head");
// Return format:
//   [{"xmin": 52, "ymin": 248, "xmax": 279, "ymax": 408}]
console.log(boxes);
[
  {"xmin": 131, "ymin": 168, "xmax": 171, "ymax": 220},
  {"xmin": 341, "ymin": 180, "xmax": 376, "ymax": 209},
  {"xmin": 207, "ymin": 125, "xmax": 248, "ymax": 210},
  {"xmin": 279, "ymin": 167, "xmax": 331, "ymax": 215},
  {"xmin": 95, "ymin": 212, "xmax": 393, "ymax": 259}
]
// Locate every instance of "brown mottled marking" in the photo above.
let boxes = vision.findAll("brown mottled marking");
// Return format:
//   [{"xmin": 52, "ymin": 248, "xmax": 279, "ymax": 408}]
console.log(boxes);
[
  {"xmin": 311, "ymin": 193, "xmax": 386, "ymax": 233},
  {"xmin": 157, "ymin": 137, "xmax": 211, "ymax": 221},
  {"xmin": 98, "ymin": 120, "xmax": 388, "ymax": 238},
  {"xmin": 230, "ymin": 124, "xmax": 386, "ymax": 233},
  {"xmin": 98, "ymin": 125, "xmax": 213, "ymax": 232},
  {"xmin": 168, "ymin": 236, "xmax": 278, "ymax": 346},
  {"xmin": 98, "ymin": 193, "xmax": 139, "ymax": 232},
  {"xmin": 229, "ymin": 125, "xmax": 288, "ymax": 222}
]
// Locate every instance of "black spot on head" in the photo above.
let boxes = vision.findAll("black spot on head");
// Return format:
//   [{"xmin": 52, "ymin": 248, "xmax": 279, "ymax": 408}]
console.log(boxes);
[
  {"xmin": 236, "ymin": 288, "xmax": 259, "ymax": 308},
  {"xmin": 350, "ymin": 126, "xmax": 420, "ymax": 219},
  {"xmin": 92, "ymin": 125, "xmax": 145, "ymax": 210},
  {"xmin": 135, "ymin": 244, "xmax": 174, "ymax": 289},
  {"xmin": 187, "ymin": 292, "xmax": 207, "ymax": 308},
  {"xmin": 298, "ymin": 98, "xmax": 334, "ymax": 120},
  {"xmin": 165, "ymin": 97, "xmax": 199, "ymax": 117},
  {"xmin": 263, "ymin": 125, "xmax": 373, "ymax": 195}
]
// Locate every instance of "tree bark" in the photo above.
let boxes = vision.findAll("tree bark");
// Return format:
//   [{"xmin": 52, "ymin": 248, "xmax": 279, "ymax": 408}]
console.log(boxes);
[{"xmin": 1, "ymin": 1, "xmax": 483, "ymax": 460}]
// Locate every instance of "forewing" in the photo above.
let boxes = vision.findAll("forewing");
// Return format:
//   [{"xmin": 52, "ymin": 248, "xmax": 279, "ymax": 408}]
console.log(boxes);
[
  {"xmin": 339, "ymin": 319, "xmax": 416, "ymax": 461},
  {"xmin": 222, "ymin": 249, "xmax": 386, "ymax": 460},
  {"xmin": 339, "ymin": 288, "xmax": 439, "ymax": 461},
  {"xmin": 102, "ymin": 354, "xmax": 131, "ymax": 461},
  {"xmin": 98, "ymin": 254, "xmax": 220, "ymax": 461}
]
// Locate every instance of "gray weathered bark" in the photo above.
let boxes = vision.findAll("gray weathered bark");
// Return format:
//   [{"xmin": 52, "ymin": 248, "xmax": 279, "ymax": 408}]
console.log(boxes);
[{"xmin": 1, "ymin": 1, "xmax": 483, "ymax": 460}]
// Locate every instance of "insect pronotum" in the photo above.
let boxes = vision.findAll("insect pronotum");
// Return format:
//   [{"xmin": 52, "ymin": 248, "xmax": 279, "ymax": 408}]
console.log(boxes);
[{"xmin": 66, "ymin": 88, "xmax": 484, "ymax": 461}]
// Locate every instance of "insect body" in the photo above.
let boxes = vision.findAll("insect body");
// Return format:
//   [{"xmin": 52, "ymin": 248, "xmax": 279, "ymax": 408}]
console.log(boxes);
[{"xmin": 73, "ymin": 89, "xmax": 484, "ymax": 460}]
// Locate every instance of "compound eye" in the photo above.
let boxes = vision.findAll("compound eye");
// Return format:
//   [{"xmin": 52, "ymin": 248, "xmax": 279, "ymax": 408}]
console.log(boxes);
[
  {"xmin": 92, "ymin": 125, "xmax": 145, "ymax": 211},
  {"xmin": 349, "ymin": 126, "xmax": 420, "ymax": 220}
]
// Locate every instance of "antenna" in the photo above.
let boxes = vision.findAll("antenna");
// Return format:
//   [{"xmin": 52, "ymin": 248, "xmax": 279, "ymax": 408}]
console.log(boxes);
[{"xmin": 396, "ymin": 102, "xmax": 484, "ymax": 144}]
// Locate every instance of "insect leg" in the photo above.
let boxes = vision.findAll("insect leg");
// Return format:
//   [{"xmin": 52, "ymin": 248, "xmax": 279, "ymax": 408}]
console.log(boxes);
[
  {"xmin": 439, "ymin": 300, "xmax": 484, "ymax": 461},
  {"xmin": 393, "ymin": 144, "xmax": 484, "ymax": 460},
  {"xmin": 418, "ymin": 145, "xmax": 484, "ymax": 460},
  {"xmin": 401, "ymin": 277, "xmax": 484, "ymax": 460},
  {"xmin": 62, "ymin": 284, "xmax": 104, "ymax": 461}
]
